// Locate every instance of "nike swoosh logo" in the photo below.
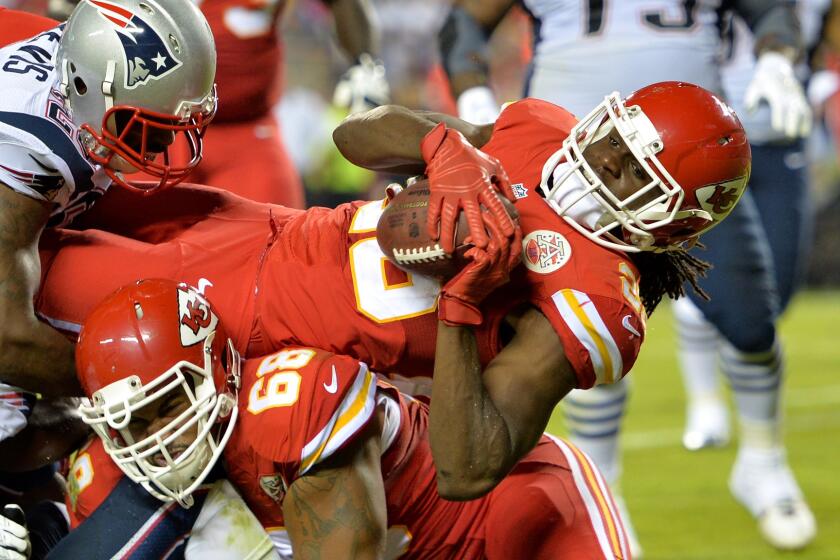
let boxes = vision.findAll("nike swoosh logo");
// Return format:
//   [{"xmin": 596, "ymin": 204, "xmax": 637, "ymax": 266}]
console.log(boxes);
[
  {"xmin": 323, "ymin": 366, "xmax": 338, "ymax": 394},
  {"xmin": 622, "ymin": 315, "xmax": 641, "ymax": 337}
]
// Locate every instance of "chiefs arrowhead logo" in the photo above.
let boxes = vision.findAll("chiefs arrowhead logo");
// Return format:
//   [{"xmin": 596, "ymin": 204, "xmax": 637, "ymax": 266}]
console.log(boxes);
[
  {"xmin": 521, "ymin": 230, "xmax": 572, "ymax": 274},
  {"xmin": 704, "ymin": 184, "xmax": 739, "ymax": 214},
  {"xmin": 696, "ymin": 176, "xmax": 748, "ymax": 220},
  {"xmin": 177, "ymin": 286, "xmax": 218, "ymax": 347}
]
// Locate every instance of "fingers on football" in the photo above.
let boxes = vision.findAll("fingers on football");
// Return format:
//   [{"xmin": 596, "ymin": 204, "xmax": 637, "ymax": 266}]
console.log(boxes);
[
  {"xmin": 479, "ymin": 187, "xmax": 516, "ymax": 239},
  {"xmin": 426, "ymin": 193, "xmax": 445, "ymax": 241},
  {"xmin": 462, "ymin": 199, "xmax": 490, "ymax": 251},
  {"xmin": 508, "ymin": 223, "xmax": 523, "ymax": 270},
  {"xmin": 491, "ymin": 166, "xmax": 517, "ymax": 204},
  {"xmin": 481, "ymin": 210, "xmax": 510, "ymax": 272}
]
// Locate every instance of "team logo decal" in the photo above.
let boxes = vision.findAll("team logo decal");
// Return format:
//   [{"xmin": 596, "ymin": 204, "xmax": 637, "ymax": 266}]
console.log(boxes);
[
  {"xmin": 521, "ymin": 229, "xmax": 572, "ymax": 274},
  {"xmin": 511, "ymin": 183, "xmax": 528, "ymax": 199},
  {"xmin": 259, "ymin": 474, "xmax": 287, "ymax": 504},
  {"xmin": 0, "ymin": 163, "xmax": 64, "ymax": 200},
  {"xmin": 695, "ymin": 176, "xmax": 748, "ymax": 219},
  {"xmin": 89, "ymin": 0, "xmax": 182, "ymax": 89},
  {"xmin": 177, "ymin": 286, "xmax": 218, "ymax": 347}
]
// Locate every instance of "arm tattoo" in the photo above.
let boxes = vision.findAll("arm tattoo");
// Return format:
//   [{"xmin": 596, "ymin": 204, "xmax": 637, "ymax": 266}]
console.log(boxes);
[{"xmin": 286, "ymin": 465, "xmax": 384, "ymax": 559}]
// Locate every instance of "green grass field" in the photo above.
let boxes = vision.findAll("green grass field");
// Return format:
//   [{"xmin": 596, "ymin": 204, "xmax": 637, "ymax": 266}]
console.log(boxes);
[{"xmin": 545, "ymin": 291, "xmax": 840, "ymax": 560}]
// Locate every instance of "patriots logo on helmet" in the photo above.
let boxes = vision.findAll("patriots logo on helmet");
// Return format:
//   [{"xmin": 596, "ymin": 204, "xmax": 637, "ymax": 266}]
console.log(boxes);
[{"xmin": 89, "ymin": 0, "xmax": 182, "ymax": 89}]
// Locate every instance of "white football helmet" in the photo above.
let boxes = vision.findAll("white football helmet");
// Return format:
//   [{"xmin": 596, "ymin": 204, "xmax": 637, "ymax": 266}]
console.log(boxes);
[{"xmin": 56, "ymin": 0, "xmax": 217, "ymax": 193}]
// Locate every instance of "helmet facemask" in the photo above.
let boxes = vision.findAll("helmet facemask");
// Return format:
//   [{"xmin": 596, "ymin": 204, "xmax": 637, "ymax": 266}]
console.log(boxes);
[
  {"xmin": 539, "ymin": 92, "xmax": 712, "ymax": 252},
  {"xmin": 79, "ymin": 88, "xmax": 217, "ymax": 195},
  {"xmin": 79, "ymin": 333, "xmax": 238, "ymax": 508}
]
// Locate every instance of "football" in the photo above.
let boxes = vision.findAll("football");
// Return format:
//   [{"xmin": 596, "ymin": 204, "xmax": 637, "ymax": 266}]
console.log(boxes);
[{"xmin": 376, "ymin": 178, "xmax": 519, "ymax": 280}]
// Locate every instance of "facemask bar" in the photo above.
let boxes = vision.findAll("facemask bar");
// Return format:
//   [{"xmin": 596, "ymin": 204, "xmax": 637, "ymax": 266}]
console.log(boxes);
[
  {"xmin": 78, "ymin": 335, "xmax": 239, "ymax": 508},
  {"xmin": 81, "ymin": 87, "xmax": 218, "ymax": 196},
  {"xmin": 538, "ymin": 92, "xmax": 689, "ymax": 252}
]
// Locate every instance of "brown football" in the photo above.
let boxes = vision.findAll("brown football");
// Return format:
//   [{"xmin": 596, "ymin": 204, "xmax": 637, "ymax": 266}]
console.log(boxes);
[{"xmin": 376, "ymin": 178, "xmax": 519, "ymax": 280}]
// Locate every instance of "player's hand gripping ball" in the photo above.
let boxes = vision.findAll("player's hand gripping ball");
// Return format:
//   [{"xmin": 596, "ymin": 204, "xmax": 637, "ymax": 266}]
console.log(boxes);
[{"xmin": 376, "ymin": 178, "xmax": 519, "ymax": 280}]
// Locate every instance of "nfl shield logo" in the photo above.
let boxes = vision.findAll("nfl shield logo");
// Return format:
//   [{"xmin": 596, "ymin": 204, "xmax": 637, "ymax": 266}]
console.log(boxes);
[
  {"xmin": 89, "ymin": 0, "xmax": 182, "ymax": 89},
  {"xmin": 511, "ymin": 183, "xmax": 528, "ymax": 199}
]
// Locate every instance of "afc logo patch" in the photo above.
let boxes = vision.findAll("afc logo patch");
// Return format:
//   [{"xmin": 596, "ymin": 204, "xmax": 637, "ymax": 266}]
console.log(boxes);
[
  {"xmin": 521, "ymin": 230, "xmax": 572, "ymax": 274},
  {"xmin": 177, "ymin": 286, "xmax": 218, "ymax": 347}
]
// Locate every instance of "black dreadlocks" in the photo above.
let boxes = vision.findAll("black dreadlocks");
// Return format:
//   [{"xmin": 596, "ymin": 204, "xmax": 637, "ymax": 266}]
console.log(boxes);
[{"xmin": 629, "ymin": 247, "xmax": 712, "ymax": 317}]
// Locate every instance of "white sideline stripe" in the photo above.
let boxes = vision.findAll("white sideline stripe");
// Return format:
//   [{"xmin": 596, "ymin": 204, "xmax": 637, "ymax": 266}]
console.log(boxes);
[{"xmin": 571, "ymin": 384, "xmax": 840, "ymax": 452}]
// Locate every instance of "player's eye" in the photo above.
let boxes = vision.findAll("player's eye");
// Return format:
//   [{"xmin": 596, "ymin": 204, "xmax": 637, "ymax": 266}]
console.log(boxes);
[
  {"xmin": 631, "ymin": 161, "xmax": 645, "ymax": 180},
  {"xmin": 609, "ymin": 136, "xmax": 620, "ymax": 148}
]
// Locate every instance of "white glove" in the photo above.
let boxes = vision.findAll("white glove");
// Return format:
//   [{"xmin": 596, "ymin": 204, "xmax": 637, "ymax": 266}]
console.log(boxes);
[
  {"xmin": 744, "ymin": 51, "xmax": 812, "ymax": 139},
  {"xmin": 0, "ymin": 506, "xmax": 29, "ymax": 560},
  {"xmin": 333, "ymin": 53, "xmax": 390, "ymax": 115},
  {"xmin": 456, "ymin": 86, "xmax": 500, "ymax": 125}
]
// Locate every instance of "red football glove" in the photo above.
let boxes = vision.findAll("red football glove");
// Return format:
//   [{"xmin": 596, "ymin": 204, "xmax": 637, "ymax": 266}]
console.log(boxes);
[
  {"xmin": 438, "ymin": 213, "xmax": 522, "ymax": 326},
  {"xmin": 421, "ymin": 123, "xmax": 518, "ymax": 255}
]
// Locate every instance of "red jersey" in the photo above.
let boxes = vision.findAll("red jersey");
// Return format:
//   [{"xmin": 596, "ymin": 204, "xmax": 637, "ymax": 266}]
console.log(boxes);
[
  {"xmin": 197, "ymin": 0, "xmax": 286, "ymax": 121},
  {"xmin": 65, "ymin": 347, "xmax": 631, "ymax": 559},
  {"xmin": 37, "ymin": 99, "xmax": 644, "ymax": 388},
  {"xmin": 65, "ymin": 436, "xmax": 123, "ymax": 529},
  {"xmin": 251, "ymin": 99, "xmax": 645, "ymax": 388},
  {"xmin": 0, "ymin": 8, "xmax": 55, "ymax": 46},
  {"xmin": 225, "ymin": 347, "xmax": 507, "ymax": 559}
]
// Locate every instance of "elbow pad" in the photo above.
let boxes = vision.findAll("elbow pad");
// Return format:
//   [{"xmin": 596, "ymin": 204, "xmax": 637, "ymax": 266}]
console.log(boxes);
[{"xmin": 439, "ymin": 7, "xmax": 492, "ymax": 78}]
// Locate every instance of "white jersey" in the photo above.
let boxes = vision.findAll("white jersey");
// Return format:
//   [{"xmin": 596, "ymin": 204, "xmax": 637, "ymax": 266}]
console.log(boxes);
[
  {"xmin": 523, "ymin": 0, "xmax": 725, "ymax": 117},
  {"xmin": 0, "ymin": 25, "xmax": 110, "ymax": 226}
]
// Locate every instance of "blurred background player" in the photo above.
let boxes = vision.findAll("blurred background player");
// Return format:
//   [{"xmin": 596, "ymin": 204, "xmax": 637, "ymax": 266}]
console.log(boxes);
[
  {"xmin": 437, "ymin": 0, "xmax": 816, "ymax": 553},
  {"xmin": 672, "ymin": 3, "xmax": 829, "ymax": 552},
  {"xmin": 48, "ymin": 0, "xmax": 389, "ymax": 207},
  {"xmin": 56, "ymin": 278, "xmax": 630, "ymax": 559}
]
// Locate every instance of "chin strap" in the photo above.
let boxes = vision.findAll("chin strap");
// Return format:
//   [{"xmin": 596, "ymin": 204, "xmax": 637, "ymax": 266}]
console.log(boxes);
[{"xmin": 102, "ymin": 60, "xmax": 116, "ymax": 113}]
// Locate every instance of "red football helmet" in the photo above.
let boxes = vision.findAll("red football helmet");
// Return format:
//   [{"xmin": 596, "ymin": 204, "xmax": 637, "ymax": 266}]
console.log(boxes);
[
  {"xmin": 539, "ymin": 81, "xmax": 751, "ymax": 252},
  {"xmin": 76, "ymin": 279, "xmax": 240, "ymax": 507}
]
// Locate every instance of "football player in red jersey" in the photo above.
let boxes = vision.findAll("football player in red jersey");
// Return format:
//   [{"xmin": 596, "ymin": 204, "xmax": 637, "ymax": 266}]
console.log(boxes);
[
  {"xmin": 56, "ymin": 278, "xmax": 630, "ymax": 559},
  {"xmin": 35, "ymin": 82, "xmax": 749, "ymax": 499}
]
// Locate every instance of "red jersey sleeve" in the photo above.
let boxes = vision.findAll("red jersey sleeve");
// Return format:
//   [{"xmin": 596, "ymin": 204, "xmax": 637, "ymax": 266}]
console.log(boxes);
[
  {"xmin": 483, "ymin": 98, "xmax": 577, "ymax": 184},
  {"xmin": 534, "ymin": 290, "xmax": 645, "ymax": 389},
  {"xmin": 237, "ymin": 347, "xmax": 378, "ymax": 484},
  {"xmin": 0, "ymin": 9, "xmax": 57, "ymax": 47},
  {"xmin": 65, "ymin": 437, "xmax": 124, "ymax": 529}
]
